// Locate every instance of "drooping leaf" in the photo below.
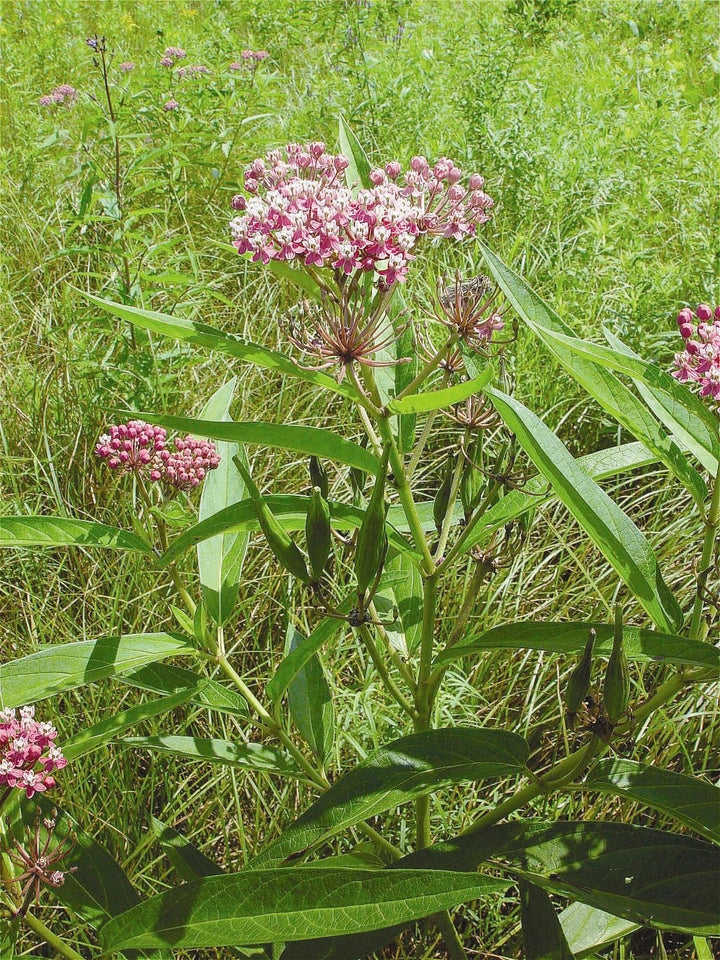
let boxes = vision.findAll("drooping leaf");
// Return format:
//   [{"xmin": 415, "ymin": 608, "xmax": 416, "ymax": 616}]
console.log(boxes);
[
  {"xmin": 251, "ymin": 727, "xmax": 529, "ymax": 867},
  {"xmin": 80, "ymin": 292, "xmax": 363, "ymax": 404},
  {"xmin": 434, "ymin": 620, "xmax": 720, "ymax": 673},
  {"xmin": 286, "ymin": 625, "xmax": 334, "ymax": 766},
  {"xmin": 151, "ymin": 817, "xmax": 224, "ymax": 881},
  {"xmin": 389, "ymin": 367, "xmax": 493, "ymax": 415},
  {"xmin": 383, "ymin": 553, "xmax": 423, "ymax": 652},
  {"xmin": 484, "ymin": 387, "xmax": 683, "ymax": 633},
  {"xmin": 119, "ymin": 735, "xmax": 304, "ymax": 779},
  {"xmin": 0, "ymin": 634, "xmax": 195, "ymax": 709},
  {"xmin": 520, "ymin": 879, "xmax": 576, "ymax": 960},
  {"xmin": 197, "ymin": 379, "xmax": 249, "ymax": 625},
  {"xmin": 0, "ymin": 516, "xmax": 152, "ymax": 553},
  {"xmin": 267, "ymin": 606, "xmax": 349, "ymax": 703},
  {"xmin": 118, "ymin": 661, "xmax": 248, "ymax": 716},
  {"xmin": 559, "ymin": 903, "xmax": 639, "ymax": 958},
  {"xmin": 338, "ymin": 116, "xmax": 372, "ymax": 191},
  {"xmin": 583, "ymin": 759, "xmax": 720, "ymax": 843},
  {"xmin": 99, "ymin": 867, "xmax": 505, "ymax": 952}
]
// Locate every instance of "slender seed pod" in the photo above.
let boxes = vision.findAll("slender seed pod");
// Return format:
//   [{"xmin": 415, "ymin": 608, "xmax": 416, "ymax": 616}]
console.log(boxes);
[
  {"xmin": 433, "ymin": 458, "xmax": 454, "ymax": 533},
  {"xmin": 350, "ymin": 436, "xmax": 369, "ymax": 500},
  {"xmin": 460, "ymin": 439, "xmax": 484, "ymax": 522},
  {"xmin": 305, "ymin": 486, "xmax": 332, "ymax": 582},
  {"xmin": 355, "ymin": 447, "xmax": 391, "ymax": 599},
  {"xmin": 235, "ymin": 457, "xmax": 311, "ymax": 584},
  {"xmin": 565, "ymin": 628, "xmax": 595, "ymax": 718},
  {"xmin": 309, "ymin": 456, "xmax": 329, "ymax": 500},
  {"xmin": 603, "ymin": 605, "xmax": 630, "ymax": 724}
]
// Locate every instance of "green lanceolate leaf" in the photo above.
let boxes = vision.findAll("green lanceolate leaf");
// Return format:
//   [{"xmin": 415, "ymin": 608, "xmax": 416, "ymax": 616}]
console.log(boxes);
[
  {"xmin": 398, "ymin": 820, "xmax": 720, "ymax": 936},
  {"xmin": 160, "ymin": 496, "xmax": 417, "ymax": 568},
  {"xmin": 583, "ymin": 759, "xmax": 720, "ymax": 843},
  {"xmin": 151, "ymin": 817, "xmax": 224, "ymax": 880},
  {"xmin": 383, "ymin": 552, "xmax": 423, "ymax": 652},
  {"xmin": 267, "ymin": 606, "xmax": 349, "ymax": 702},
  {"xmin": 520, "ymin": 879, "xmax": 576, "ymax": 960},
  {"xmin": 484, "ymin": 387, "xmax": 683, "ymax": 633},
  {"xmin": 559, "ymin": 902, "xmax": 639, "ymax": 959},
  {"xmin": 389, "ymin": 366, "xmax": 493, "ymax": 415},
  {"xmin": 99, "ymin": 867, "xmax": 505, "ymax": 952},
  {"xmin": 0, "ymin": 516, "xmax": 152, "ymax": 553},
  {"xmin": 0, "ymin": 634, "xmax": 195, "ymax": 709},
  {"xmin": 120, "ymin": 735, "xmax": 304, "ymax": 779},
  {"xmin": 128, "ymin": 411, "xmax": 379, "ymax": 474},
  {"xmin": 118, "ymin": 661, "xmax": 248, "ymax": 716},
  {"xmin": 197, "ymin": 379, "xmax": 249, "ymax": 626},
  {"xmin": 80, "ymin": 292, "xmax": 363, "ymax": 404},
  {"xmin": 475, "ymin": 240, "xmax": 710, "ymax": 506},
  {"xmin": 338, "ymin": 115, "xmax": 373, "ymax": 191},
  {"xmin": 286, "ymin": 625, "xmax": 334, "ymax": 765},
  {"xmin": 435, "ymin": 620, "xmax": 720, "ymax": 672},
  {"xmin": 212, "ymin": 239, "xmax": 323, "ymax": 301},
  {"xmin": 251, "ymin": 727, "xmax": 529, "ymax": 867}
]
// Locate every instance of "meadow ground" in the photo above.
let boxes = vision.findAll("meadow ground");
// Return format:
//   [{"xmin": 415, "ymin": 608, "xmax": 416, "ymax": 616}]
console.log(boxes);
[{"xmin": 1, "ymin": 0, "xmax": 718, "ymax": 956}]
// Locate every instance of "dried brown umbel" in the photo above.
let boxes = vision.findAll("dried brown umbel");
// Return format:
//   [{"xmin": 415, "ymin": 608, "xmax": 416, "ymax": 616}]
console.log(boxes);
[
  {"xmin": 435, "ymin": 272, "xmax": 505, "ymax": 350},
  {"xmin": 3, "ymin": 807, "xmax": 77, "ymax": 916}
]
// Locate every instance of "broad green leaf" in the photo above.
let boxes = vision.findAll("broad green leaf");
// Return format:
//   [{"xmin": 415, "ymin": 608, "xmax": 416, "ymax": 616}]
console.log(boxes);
[
  {"xmin": 251, "ymin": 727, "xmax": 529, "ymax": 867},
  {"xmin": 286, "ymin": 625, "xmax": 334, "ymax": 766},
  {"xmin": 119, "ymin": 661, "xmax": 248, "ymax": 716},
  {"xmin": 130, "ymin": 411, "xmax": 379, "ymax": 473},
  {"xmin": 16, "ymin": 796, "xmax": 139, "ymax": 926},
  {"xmin": 120, "ymin": 735, "xmax": 304, "ymax": 779},
  {"xmin": 211, "ymin": 239, "xmax": 323, "ymax": 300},
  {"xmin": 0, "ymin": 516, "xmax": 152, "ymax": 553},
  {"xmin": 435, "ymin": 620, "xmax": 720, "ymax": 672},
  {"xmin": 338, "ymin": 116, "xmax": 372, "ymax": 191},
  {"xmin": 80, "ymin": 292, "xmax": 362, "ymax": 404},
  {"xmin": 99, "ymin": 867, "xmax": 505, "ymax": 951},
  {"xmin": 604, "ymin": 329, "xmax": 719, "ymax": 474},
  {"xmin": 559, "ymin": 903, "xmax": 638, "ymax": 958},
  {"xmin": 0, "ymin": 634, "xmax": 195, "ymax": 709},
  {"xmin": 197, "ymin": 379, "xmax": 249, "ymax": 625},
  {"xmin": 485, "ymin": 387, "xmax": 683, "ymax": 633},
  {"xmin": 476, "ymin": 240, "xmax": 710, "ymax": 506},
  {"xmin": 398, "ymin": 820, "xmax": 720, "ymax": 936},
  {"xmin": 151, "ymin": 817, "xmax": 223, "ymax": 880},
  {"xmin": 160, "ymin": 496, "xmax": 417, "ymax": 568},
  {"xmin": 520, "ymin": 879, "xmax": 575, "ymax": 960},
  {"xmin": 389, "ymin": 367, "xmax": 493, "ymax": 415},
  {"xmin": 267, "ymin": 607, "xmax": 349, "ymax": 702},
  {"xmin": 384, "ymin": 552, "xmax": 423, "ymax": 652},
  {"xmin": 63, "ymin": 689, "xmax": 199, "ymax": 761},
  {"xmin": 583, "ymin": 759, "xmax": 720, "ymax": 842}
]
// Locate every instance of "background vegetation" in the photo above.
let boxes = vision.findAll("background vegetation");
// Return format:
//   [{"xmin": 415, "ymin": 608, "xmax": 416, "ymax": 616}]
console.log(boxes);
[{"xmin": 1, "ymin": 0, "xmax": 718, "ymax": 956}]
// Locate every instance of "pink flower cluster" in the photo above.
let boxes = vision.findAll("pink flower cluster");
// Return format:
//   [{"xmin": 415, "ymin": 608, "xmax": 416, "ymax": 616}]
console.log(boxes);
[
  {"xmin": 163, "ymin": 99, "xmax": 180, "ymax": 112},
  {"xmin": 38, "ymin": 84, "xmax": 78, "ymax": 106},
  {"xmin": 0, "ymin": 706, "xmax": 67, "ymax": 799},
  {"xmin": 242, "ymin": 49, "xmax": 269, "ymax": 61},
  {"xmin": 160, "ymin": 46, "xmax": 186, "ymax": 67},
  {"xmin": 672, "ymin": 304, "xmax": 720, "ymax": 408},
  {"xmin": 95, "ymin": 420, "xmax": 221, "ymax": 490},
  {"xmin": 119, "ymin": 61, "xmax": 135, "ymax": 72},
  {"xmin": 229, "ymin": 142, "xmax": 493, "ymax": 286},
  {"xmin": 177, "ymin": 63, "xmax": 210, "ymax": 79}
]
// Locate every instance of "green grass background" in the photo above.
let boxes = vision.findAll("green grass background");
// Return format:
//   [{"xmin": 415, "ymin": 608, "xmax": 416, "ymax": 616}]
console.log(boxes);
[{"xmin": 1, "ymin": 0, "xmax": 718, "ymax": 956}]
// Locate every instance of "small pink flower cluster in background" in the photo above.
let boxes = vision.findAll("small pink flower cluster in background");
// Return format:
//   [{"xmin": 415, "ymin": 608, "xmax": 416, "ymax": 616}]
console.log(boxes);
[
  {"xmin": 229, "ymin": 142, "xmax": 493, "ymax": 286},
  {"xmin": 163, "ymin": 99, "xmax": 180, "ymax": 112},
  {"xmin": 673, "ymin": 303, "xmax": 720, "ymax": 408},
  {"xmin": 38, "ymin": 84, "xmax": 78, "ymax": 107},
  {"xmin": 95, "ymin": 420, "xmax": 221, "ymax": 490},
  {"xmin": 177, "ymin": 64, "xmax": 210, "ymax": 80},
  {"xmin": 0, "ymin": 706, "xmax": 67, "ymax": 799},
  {"xmin": 160, "ymin": 46, "xmax": 186, "ymax": 67},
  {"xmin": 119, "ymin": 61, "xmax": 135, "ymax": 72}
]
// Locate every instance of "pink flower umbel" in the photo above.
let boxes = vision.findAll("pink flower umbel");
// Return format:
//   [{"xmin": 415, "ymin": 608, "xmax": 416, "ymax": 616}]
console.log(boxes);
[
  {"xmin": 162, "ymin": 46, "xmax": 186, "ymax": 62},
  {"xmin": 159, "ymin": 436, "xmax": 221, "ymax": 490},
  {"xmin": 119, "ymin": 61, "xmax": 135, "ymax": 72},
  {"xmin": 38, "ymin": 84, "xmax": 78, "ymax": 106},
  {"xmin": 0, "ymin": 706, "xmax": 67, "ymax": 799},
  {"xmin": 229, "ymin": 142, "xmax": 493, "ymax": 289},
  {"xmin": 672, "ymin": 304, "xmax": 720, "ymax": 411},
  {"xmin": 176, "ymin": 64, "xmax": 210, "ymax": 79},
  {"xmin": 163, "ymin": 98, "xmax": 180, "ymax": 111}
]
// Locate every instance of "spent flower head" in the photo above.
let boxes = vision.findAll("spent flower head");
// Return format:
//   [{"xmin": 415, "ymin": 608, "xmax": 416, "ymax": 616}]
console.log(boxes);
[
  {"xmin": 4, "ymin": 807, "xmax": 77, "ymax": 916},
  {"xmin": 672, "ymin": 303, "xmax": 720, "ymax": 410},
  {"xmin": 435, "ymin": 273, "xmax": 505, "ymax": 351},
  {"xmin": 0, "ymin": 706, "xmax": 67, "ymax": 799}
]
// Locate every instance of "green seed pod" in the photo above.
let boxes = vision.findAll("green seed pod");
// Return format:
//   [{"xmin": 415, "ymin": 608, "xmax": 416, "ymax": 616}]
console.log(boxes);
[
  {"xmin": 309, "ymin": 457, "xmax": 329, "ymax": 500},
  {"xmin": 565, "ymin": 628, "xmax": 595, "ymax": 717},
  {"xmin": 433, "ymin": 458, "xmax": 454, "ymax": 533},
  {"xmin": 350, "ymin": 437, "xmax": 369, "ymax": 500},
  {"xmin": 603, "ymin": 605, "xmax": 630, "ymax": 724},
  {"xmin": 305, "ymin": 486, "xmax": 332, "ymax": 582},
  {"xmin": 355, "ymin": 447, "xmax": 391, "ymax": 598},
  {"xmin": 460, "ymin": 440, "xmax": 484, "ymax": 521},
  {"xmin": 235, "ymin": 457, "xmax": 310, "ymax": 584}
]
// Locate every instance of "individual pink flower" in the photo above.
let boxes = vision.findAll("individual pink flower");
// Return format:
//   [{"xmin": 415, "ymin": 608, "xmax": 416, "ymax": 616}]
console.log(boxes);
[
  {"xmin": 119, "ymin": 61, "xmax": 135, "ymax": 72},
  {"xmin": 0, "ymin": 706, "xmax": 67, "ymax": 799},
  {"xmin": 672, "ymin": 303, "xmax": 720, "ymax": 411},
  {"xmin": 163, "ymin": 98, "xmax": 180, "ymax": 111}
]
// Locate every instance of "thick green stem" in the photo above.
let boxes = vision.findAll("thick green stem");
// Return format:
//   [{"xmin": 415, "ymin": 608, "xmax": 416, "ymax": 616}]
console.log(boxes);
[
  {"xmin": 357, "ymin": 624, "xmax": 418, "ymax": 719},
  {"xmin": 395, "ymin": 335, "xmax": 457, "ymax": 401},
  {"xmin": 21, "ymin": 911, "xmax": 86, "ymax": 960},
  {"xmin": 689, "ymin": 462, "xmax": 720, "ymax": 641}
]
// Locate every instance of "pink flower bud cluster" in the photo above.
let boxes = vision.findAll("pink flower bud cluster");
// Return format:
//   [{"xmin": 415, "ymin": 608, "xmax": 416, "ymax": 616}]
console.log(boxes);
[
  {"xmin": 38, "ymin": 84, "xmax": 78, "ymax": 106},
  {"xmin": 177, "ymin": 64, "xmax": 210, "ymax": 79},
  {"xmin": 0, "ymin": 706, "xmax": 67, "ymax": 799},
  {"xmin": 160, "ymin": 46, "xmax": 186, "ymax": 67},
  {"xmin": 229, "ymin": 142, "xmax": 493, "ymax": 286},
  {"xmin": 672, "ymin": 304, "xmax": 720, "ymax": 408},
  {"xmin": 95, "ymin": 420, "xmax": 220, "ymax": 490}
]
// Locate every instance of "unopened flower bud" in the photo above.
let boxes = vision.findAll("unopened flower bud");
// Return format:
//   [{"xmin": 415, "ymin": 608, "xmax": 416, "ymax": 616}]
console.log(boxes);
[
  {"xmin": 565, "ymin": 628, "xmax": 595, "ymax": 718},
  {"xmin": 354, "ymin": 447, "xmax": 390, "ymax": 601},
  {"xmin": 305, "ymin": 487, "xmax": 332, "ymax": 582},
  {"xmin": 603, "ymin": 605, "xmax": 630, "ymax": 724}
]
